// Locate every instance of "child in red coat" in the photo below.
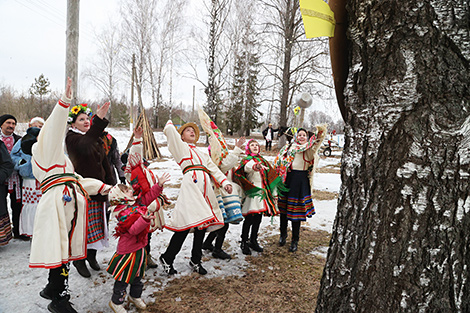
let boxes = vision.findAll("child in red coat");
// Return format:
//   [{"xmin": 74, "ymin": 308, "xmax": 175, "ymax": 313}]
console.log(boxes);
[{"xmin": 107, "ymin": 171, "xmax": 169, "ymax": 313}]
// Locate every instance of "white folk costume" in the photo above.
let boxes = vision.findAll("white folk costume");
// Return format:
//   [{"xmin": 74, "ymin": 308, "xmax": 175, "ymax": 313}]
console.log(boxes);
[
  {"xmin": 216, "ymin": 146, "xmax": 244, "ymax": 224},
  {"xmin": 29, "ymin": 95, "xmax": 108, "ymax": 269},
  {"xmin": 163, "ymin": 120, "xmax": 228, "ymax": 232}
]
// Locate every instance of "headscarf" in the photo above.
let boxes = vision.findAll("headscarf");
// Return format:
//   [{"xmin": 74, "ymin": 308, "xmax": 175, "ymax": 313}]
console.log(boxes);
[
  {"xmin": 234, "ymin": 141, "xmax": 286, "ymax": 216},
  {"xmin": 274, "ymin": 125, "xmax": 327, "ymax": 182},
  {"xmin": 108, "ymin": 184, "xmax": 149, "ymax": 240}
]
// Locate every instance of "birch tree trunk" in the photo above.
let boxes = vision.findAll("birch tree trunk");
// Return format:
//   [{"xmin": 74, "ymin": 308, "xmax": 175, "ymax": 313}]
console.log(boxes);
[{"xmin": 316, "ymin": 1, "xmax": 470, "ymax": 312}]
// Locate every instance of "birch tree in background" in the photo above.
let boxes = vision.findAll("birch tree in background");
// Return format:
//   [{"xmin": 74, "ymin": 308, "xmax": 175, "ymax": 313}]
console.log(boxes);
[
  {"xmin": 203, "ymin": 0, "xmax": 232, "ymax": 123},
  {"xmin": 149, "ymin": 0, "xmax": 187, "ymax": 128},
  {"xmin": 316, "ymin": 1, "xmax": 470, "ymax": 311},
  {"xmin": 83, "ymin": 21, "xmax": 123, "ymax": 106},
  {"xmin": 260, "ymin": 0, "xmax": 330, "ymax": 144},
  {"xmin": 120, "ymin": 0, "xmax": 158, "ymax": 109}
]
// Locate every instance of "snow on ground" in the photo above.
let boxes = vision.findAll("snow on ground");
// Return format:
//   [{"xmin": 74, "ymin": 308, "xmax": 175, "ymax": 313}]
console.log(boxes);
[{"xmin": 0, "ymin": 128, "xmax": 342, "ymax": 313}]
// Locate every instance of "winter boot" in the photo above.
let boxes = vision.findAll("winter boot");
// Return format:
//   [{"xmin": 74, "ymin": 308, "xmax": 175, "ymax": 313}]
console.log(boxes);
[
  {"xmin": 279, "ymin": 234, "xmax": 287, "ymax": 247},
  {"xmin": 289, "ymin": 241, "xmax": 298, "ymax": 253},
  {"xmin": 86, "ymin": 249, "xmax": 100, "ymax": 271},
  {"xmin": 248, "ymin": 240, "xmax": 264, "ymax": 252},
  {"xmin": 47, "ymin": 296, "xmax": 78, "ymax": 313},
  {"xmin": 72, "ymin": 259, "xmax": 91, "ymax": 278},
  {"xmin": 39, "ymin": 284, "xmax": 54, "ymax": 300},
  {"xmin": 159, "ymin": 255, "xmax": 177, "ymax": 275},
  {"xmin": 212, "ymin": 248, "xmax": 231, "ymax": 260},
  {"xmin": 128, "ymin": 296, "xmax": 147, "ymax": 309},
  {"xmin": 202, "ymin": 241, "xmax": 215, "ymax": 252},
  {"xmin": 146, "ymin": 254, "xmax": 158, "ymax": 269},
  {"xmin": 240, "ymin": 241, "xmax": 251, "ymax": 255},
  {"xmin": 189, "ymin": 260, "xmax": 208, "ymax": 275},
  {"xmin": 109, "ymin": 301, "xmax": 127, "ymax": 313}
]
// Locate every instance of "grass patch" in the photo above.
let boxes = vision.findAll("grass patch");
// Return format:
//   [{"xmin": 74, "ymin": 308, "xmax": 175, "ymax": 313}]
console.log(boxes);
[
  {"xmin": 146, "ymin": 228, "xmax": 330, "ymax": 313},
  {"xmin": 312, "ymin": 190, "xmax": 338, "ymax": 201}
]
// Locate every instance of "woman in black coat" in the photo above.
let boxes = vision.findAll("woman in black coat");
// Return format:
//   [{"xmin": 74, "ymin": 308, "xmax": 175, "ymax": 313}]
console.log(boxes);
[{"xmin": 65, "ymin": 102, "xmax": 115, "ymax": 277}]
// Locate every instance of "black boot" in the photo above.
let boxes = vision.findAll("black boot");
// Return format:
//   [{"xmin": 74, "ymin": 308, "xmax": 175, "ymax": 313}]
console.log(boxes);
[
  {"xmin": 248, "ymin": 240, "xmax": 264, "ymax": 252},
  {"xmin": 202, "ymin": 241, "xmax": 215, "ymax": 252},
  {"xmin": 73, "ymin": 260, "xmax": 91, "ymax": 278},
  {"xmin": 240, "ymin": 241, "xmax": 251, "ymax": 255},
  {"xmin": 40, "ymin": 284, "xmax": 54, "ymax": 300},
  {"xmin": 47, "ymin": 295, "xmax": 78, "ymax": 313},
  {"xmin": 289, "ymin": 241, "xmax": 298, "ymax": 253},
  {"xmin": 279, "ymin": 234, "xmax": 287, "ymax": 247},
  {"xmin": 212, "ymin": 248, "xmax": 232, "ymax": 260},
  {"xmin": 86, "ymin": 249, "xmax": 100, "ymax": 271}
]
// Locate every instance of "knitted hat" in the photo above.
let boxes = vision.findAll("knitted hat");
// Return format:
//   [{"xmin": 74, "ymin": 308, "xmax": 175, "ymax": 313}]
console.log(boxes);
[
  {"xmin": 130, "ymin": 163, "xmax": 151, "ymax": 196},
  {"xmin": 29, "ymin": 116, "xmax": 45, "ymax": 127},
  {"xmin": 178, "ymin": 122, "xmax": 200, "ymax": 143},
  {"xmin": 0, "ymin": 114, "xmax": 17, "ymax": 127},
  {"xmin": 21, "ymin": 127, "xmax": 41, "ymax": 155},
  {"xmin": 67, "ymin": 104, "xmax": 92, "ymax": 124}
]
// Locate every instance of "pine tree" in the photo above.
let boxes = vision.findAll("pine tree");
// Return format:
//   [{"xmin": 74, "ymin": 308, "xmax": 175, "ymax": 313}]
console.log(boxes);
[{"xmin": 29, "ymin": 74, "xmax": 51, "ymax": 101}]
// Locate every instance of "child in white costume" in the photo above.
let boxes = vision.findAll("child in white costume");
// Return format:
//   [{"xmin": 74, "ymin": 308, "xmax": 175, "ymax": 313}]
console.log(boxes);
[
  {"xmin": 29, "ymin": 78, "xmax": 111, "ymax": 313},
  {"xmin": 159, "ymin": 120, "xmax": 232, "ymax": 275}
]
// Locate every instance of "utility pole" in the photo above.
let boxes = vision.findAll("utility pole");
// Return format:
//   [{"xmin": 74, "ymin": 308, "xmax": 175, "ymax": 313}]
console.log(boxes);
[
  {"xmin": 130, "ymin": 54, "xmax": 135, "ymax": 131},
  {"xmin": 66, "ymin": 0, "xmax": 79, "ymax": 106}
]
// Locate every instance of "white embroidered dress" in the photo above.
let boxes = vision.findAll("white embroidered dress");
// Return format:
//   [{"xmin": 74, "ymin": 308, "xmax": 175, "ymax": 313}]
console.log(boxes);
[
  {"xmin": 29, "ymin": 95, "xmax": 107, "ymax": 269},
  {"xmin": 163, "ymin": 120, "xmax": 229, "ymax": 232}
]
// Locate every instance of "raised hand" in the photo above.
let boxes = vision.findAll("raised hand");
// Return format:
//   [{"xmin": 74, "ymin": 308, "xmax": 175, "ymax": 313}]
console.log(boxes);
[
  {"xmin": 235, "ymin": 137, "xmax": 246, "ymax": 148},
  {"xmin": 158, "ymin": 172, "xmax": 171, "ymax": 187},
  {"xmin": 134, "ymin": 126, "xmax": 143, "ymax": 139},
  {"xmin": 96, "ymin": 102, "xmax": 110, "ymax": 119},
  {"xmin": 65, "ymin": 77, "xmax": 72, "ymax": 99},
  {"xmin": 224, "ymin": 184, "xmax": 233, "ymax": 194}
]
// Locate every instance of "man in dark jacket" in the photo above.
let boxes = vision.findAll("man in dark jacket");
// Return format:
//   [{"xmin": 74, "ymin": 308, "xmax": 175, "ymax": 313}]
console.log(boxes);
[
  {"xmin": 0, "ymin": 140, "xmax": 14, "ymax": 246},
  {"xmin": 0, "ymin": 114, "xmax": 26, "ymax": 240},
  {"xmin": 262, "ymin": 123, "xmax": 279, "ymax": 151}
]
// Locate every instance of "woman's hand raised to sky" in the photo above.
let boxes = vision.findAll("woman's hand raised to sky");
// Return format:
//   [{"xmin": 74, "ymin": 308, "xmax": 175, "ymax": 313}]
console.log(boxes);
[{"xmin": 96, "ymin": 102, "xmax": 110, "ymax": 119}]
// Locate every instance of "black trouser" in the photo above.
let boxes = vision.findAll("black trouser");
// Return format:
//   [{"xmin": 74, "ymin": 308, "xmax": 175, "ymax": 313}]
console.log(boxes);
[
  {"xmin": 280, "ymin": 213, "xmax": 301, "ymax": 242},
  {"xmin": 265, "ymin": 140, "xmax": 272, "ymax": 151},
  {"xmin": 145, "ymin": 232, "xmax": 152, "ymax": 254},
  {"xmin": 204, "ymin": 223, "xmax": 229, "ymax": 250},
  {"xmin": 4, "ymin": 185, "xmax": 22, "ymax": 237},
  {"xmin": 161, "ymin": 228, "xmax": 206, "ymax": 264},
  {"xmin": 241, "ymin": 214, "xmax": 262, "ymax": 242},
  {"xmin": 47, "ymin": 263, "xmax": 70, "ymax": 300},
  {"xmin": 111, "ymin": 276, "xmax": 143, "ymax": 305}
]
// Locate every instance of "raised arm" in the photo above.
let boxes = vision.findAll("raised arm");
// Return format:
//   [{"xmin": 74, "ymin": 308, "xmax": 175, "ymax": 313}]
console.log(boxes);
[
  {"xmin": 163, "ymin": 120, "xmax": 190, "ymax": 162},
  {"xmin": 32, "ymin": 78, "xmax": 72, "ymax": 169}
]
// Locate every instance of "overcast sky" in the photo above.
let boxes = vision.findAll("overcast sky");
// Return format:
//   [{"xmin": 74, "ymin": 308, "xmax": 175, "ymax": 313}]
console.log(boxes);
[
  {"xmin": 0, "ymin": 0, "xmax": 342, "ymax": 122},
  {"xmin": 0, "ymin": 0, "xmax": 123, "ymax": 97}
]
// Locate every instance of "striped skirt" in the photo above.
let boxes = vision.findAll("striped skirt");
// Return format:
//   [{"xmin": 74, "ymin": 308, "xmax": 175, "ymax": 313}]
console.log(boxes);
[
  {"xmin": 87, "ymin": 200, "xmax": 106, "ymax": 244},
  {"xmin": 107, "ymin": 248, "xmax": 147, "ymax": 284},
  {"xmin": 0, "ymin": 213, "xmax": 12, "ymax": 246},
  {"xmin": 278, "ymin": 170, "xmax": 315, "ymax": 222}
]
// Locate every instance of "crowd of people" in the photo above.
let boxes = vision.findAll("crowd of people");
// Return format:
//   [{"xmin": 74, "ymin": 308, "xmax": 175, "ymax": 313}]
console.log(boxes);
[{"xmin": 0, "ymin": 79, "xmax": 327, "ymax": 313}]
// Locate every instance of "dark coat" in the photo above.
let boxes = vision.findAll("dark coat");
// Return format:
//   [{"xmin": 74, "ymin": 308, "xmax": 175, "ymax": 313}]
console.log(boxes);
[
  {"xmin": 65, "ymin": 116, "xmax": 115, "ymax": 201},
  {"xmin": 0, "ymin": 141, "xmax": 14, "ymax": 216},
  {"xmin": 262, "ymin": 127, "xmax": 279, "ymax": 140}
]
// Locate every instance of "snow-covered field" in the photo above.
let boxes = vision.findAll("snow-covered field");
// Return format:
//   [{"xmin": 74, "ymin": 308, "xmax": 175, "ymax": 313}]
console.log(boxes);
[{"xmin": 0, "ymin": 128, "xmax": 341, "ymax": 313}]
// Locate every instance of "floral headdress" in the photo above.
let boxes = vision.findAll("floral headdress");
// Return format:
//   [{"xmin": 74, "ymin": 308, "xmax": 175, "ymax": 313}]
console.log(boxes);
[{"xmin": 67, "ymin": 103, "xmax": 92, "ymax": 124}]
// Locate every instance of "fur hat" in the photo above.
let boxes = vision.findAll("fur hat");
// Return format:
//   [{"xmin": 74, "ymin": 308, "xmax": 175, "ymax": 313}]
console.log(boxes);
[
  {"xmin": 178, "ymin": 122, "xmax": 200, "ymax": 143},
  {"xmin": 0, "ymin": 114, "xmax": 17, "ymax": 127},
  {"xmin": 21, "ymin": 127, "xmax": 41, "ymax": 155},
  {"xmin": 67, "ymin": 104, "xmax": 92, "ymax": 124}
]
